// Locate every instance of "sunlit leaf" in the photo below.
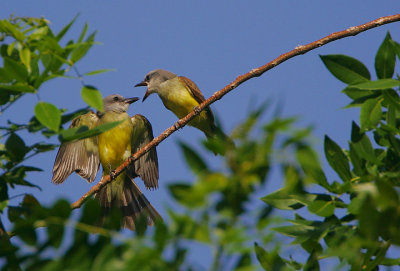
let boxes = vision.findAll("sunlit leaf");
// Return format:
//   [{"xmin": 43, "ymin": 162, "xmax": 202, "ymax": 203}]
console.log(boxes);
[
  {"xmin": 350, "ymin": 79, "xmax": 400, "ymax": 90},
  {"xmin": 324, "ymin": 135, "xmax": 352, "ymax": 182},
  {"xmin": 254, "ymin": 243, "xmax": 286, "ymax": 271},
  {"xmin": 81, "ymin": 85, "xmax": 103, "ymax": 112},
  {"xmin": 320, "ymin": 54, "xmax": 370, "ymax": 84},
  {"xmin": 360, "ymin": 98, "xmax": 382, "ymax": 130},
  {"xmin": 34, "ymin": 102, "xmax": 61, "ymax": 132},
  {"xmin": 375, "ymin": 32, "xmax": 395, "ymax": 79}
]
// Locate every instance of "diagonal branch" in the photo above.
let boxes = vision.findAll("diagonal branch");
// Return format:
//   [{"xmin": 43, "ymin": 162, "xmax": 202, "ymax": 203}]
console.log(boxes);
[{"xmin": 71, "ymin": 13, "xmax": 400, "ymax": 209}]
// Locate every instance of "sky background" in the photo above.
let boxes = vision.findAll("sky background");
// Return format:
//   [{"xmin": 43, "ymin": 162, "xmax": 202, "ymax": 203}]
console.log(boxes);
[{"xmin": 1, "ymin": 1, "xmax": 400, "ymax": 267}]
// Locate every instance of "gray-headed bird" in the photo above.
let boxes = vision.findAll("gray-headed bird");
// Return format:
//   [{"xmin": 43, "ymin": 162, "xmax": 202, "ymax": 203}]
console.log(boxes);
[
  {"xmin": 135, "ymin": 69, "xmax": 219, "ymax": 140},
  {"xmin": 52, "ymin": 94, "xmax": 160, "ymax": 230}
]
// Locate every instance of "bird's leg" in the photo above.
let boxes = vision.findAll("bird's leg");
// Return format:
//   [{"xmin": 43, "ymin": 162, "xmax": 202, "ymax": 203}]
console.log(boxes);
[{"xmin": 108, "ymin": 165, "xmax": 116, "ymax": 180}]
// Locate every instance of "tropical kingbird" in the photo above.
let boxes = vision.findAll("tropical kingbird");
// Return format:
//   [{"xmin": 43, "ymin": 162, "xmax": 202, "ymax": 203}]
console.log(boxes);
[
  {"xmin": 135, "ymin": 69, "xmax": 219, "ymax": 140},
  {"xmin": 52, "ymin": 94, "xmax": 160, "ymax": 230}
]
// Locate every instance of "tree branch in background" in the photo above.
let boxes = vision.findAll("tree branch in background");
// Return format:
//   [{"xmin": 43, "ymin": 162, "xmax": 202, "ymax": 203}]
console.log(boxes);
[{"xmin": 71, "ymin": 13, "xmax": 400, "ymax": 209}]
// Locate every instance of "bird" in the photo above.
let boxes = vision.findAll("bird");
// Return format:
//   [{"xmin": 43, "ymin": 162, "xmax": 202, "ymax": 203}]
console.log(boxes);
[
  {"xmin": 135, "ymin": 69, "xmax": 220, "ymax": 140},
  {"xmin": 52, "ymin": 94, "xmax": 160, "ymax": 230}
]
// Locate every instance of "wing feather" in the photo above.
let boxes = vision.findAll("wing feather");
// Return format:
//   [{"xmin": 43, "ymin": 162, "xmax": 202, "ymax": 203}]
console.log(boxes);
[
  {"xmin": 52, "ymin": 112, "xmax": 100, "ymax": 184},
  {"xmin": 178, "ymin": 76, "xmax": 215, "ymax": 125},
  {"xmin": 130, "ymin": 114, "xmax": 159, "ymax": 189}
]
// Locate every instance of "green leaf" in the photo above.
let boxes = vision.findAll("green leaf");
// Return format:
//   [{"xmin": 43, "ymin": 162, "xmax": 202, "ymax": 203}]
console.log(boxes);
[
  {"xmin": 58, "ymin": 120, "xmax": 124, "ymax": 142},
  {"xmin": 296, "ymin": 145, "xmax": 330, "ymax": 189},
  {"xmin": 254, "ymin": 243, "xmax": 286, "ymax": 271},
  {"xmin": 19, "ymin": 47, "xmax": 31, "ymax": 73},
  {"xmin": 70, "ymin": 31, "xmax": 96, "ymax": 63},
  {"xmin": 83, "ymin": 69, "xmax": 115, "ymax": 76},
  {"xmin": 307, "ymin": 200, "xmax": 335, "ymax": 217},
  {"xmin": 261, "ymin": 189, "xmax": 317, "ymax": 210},
  {"xmin": 178, "ymin": 141, "xmax": 209, "ymax": 175},
  {"xmin": 0, "ymin": 83, "xmax": 35, "ymax": 93},
  {"xmin": 4, "ymin": 57, "xmax": 28, "ymax": 82},
  {"xmin": 342, "ymin": 87, "xmax": 374, "ymax": 100},
  {"xmin": 34, "ymin": 102, "xmax": 61, "ymax": 132},
  {"xmin": 81, "ymin": 85, "xmax": 103, "ymax": 111},
  {"xmin": 350, "ymin": 122, "xmax": 380, "ymax": 164},
  {"xmin": 324, "ymin": 135, "xmax": 352, "ymax": 182},
  {"xmin": 375, "ymin": 32, "xmax": 395, "ymax": 79},
  {"xmin": 56, "ymin": 14, "xmax": 78, "ymax": 41},
  {"xmin": 350, "ymin": 79, "xmax": 400, "ymax": 90},
  {"xmin": 320, "ymin": 54, "xmax": 370, "ymax": 84},
  {"xmin": 360, "ymin": 98, "xmax": 382, "ymax": 130},
  {"xmin": 5, "ymin": 133, "xmax": 28, "ymax": 162}
]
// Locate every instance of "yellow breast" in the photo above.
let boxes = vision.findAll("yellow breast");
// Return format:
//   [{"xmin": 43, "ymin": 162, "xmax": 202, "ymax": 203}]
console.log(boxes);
[{"xmin": 97, "ymin": 112, "xmax": 133, "ymax": 173}]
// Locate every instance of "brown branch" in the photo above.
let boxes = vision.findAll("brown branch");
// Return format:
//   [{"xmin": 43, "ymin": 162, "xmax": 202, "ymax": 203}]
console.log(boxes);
[{"xmin": 71, "ymin": 13, "xmax": 400, "ymax": 209}]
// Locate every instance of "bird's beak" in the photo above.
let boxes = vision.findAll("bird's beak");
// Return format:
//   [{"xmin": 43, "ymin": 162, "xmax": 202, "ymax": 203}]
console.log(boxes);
[
  {"xmin": 124, "ymin": 97, "xmax": 140, "ymax": 104},
  {"xmin": 135, "ymin": 81, "xmax": 147, "ymax": 87},
  {"xmin": 143, "ymin": 90, "xmax": 150, "ymax": 102}
]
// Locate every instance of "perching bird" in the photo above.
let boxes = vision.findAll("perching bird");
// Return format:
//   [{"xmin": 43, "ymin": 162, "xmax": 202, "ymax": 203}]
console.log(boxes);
[
  {"xmin": 52, "ymin": 94, "xmax": 160, "ymax": 230},
  {"xmin": 135, "ymin": 69, "xmax": 220, "ymax": 140}
]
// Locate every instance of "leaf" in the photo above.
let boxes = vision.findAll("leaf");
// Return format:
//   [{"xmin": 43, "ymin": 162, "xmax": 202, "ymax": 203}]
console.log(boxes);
[
  {"xmin": 296, "ymin": 146, "xmax": 330, "ymax": 189},
  {"xmin": 375, "ymin": 32, "xmax": 395, "ymax": 79},
  {"xmin": 350, "ymin": 79, "xmax": 400, "ymax": 90},
  {"xmin": 56, "ymin": 14, "xmax": 78, "ymax": 41},
  {"xmin": 83, "ymin": 69, "xmax": 115, "ymax": 76},
  {"xmin": 4, "ymin": 57, "xmax": 28, "ymax": 82},
  {"xmin": 261, "ymin": 189, "xmax": 317, "ymax": 210},
  {"xmin": 178, "ymin": 141, "xmax": 209, "ymax": 175},
  {"xmin": 360, "ymin": 98, "xmax": 382, "ymax": 130},
  {"xmin": 324, "ymin": 135, "xmax": 352, "ymax": 182},
  {"xmin": 320, "ymin": 54, "xmax": 370, "ymax": 84},
  {"xmin": 58, "ymin": 120, "xmax": 124, "ymax": 142},
  {"xmin": 81, "ymin": 85, "xmax": 103, "ymax": 111},
  {"xmin": 254, "ymin": 243, "xmax": 286, "ymax": 271},
  {"xmin": 34, "ymin": 102, "xmax": 61, "ymax": 132},
  {"xmin": 0, "ymin": 83, "xmax": 35, "ymax": 93},
  {"xmin": 5, "ymin": 133, "xmax": 28, "ymax": 162},
  {"xmin": 70, "ymin": 31, "xmax": 96, "ymax": 63},
  {"xmin": 19, "ymin": 47, "xmax": 31, "ymax": 73},
  {"xmin": 307, "ymin": 200, "xmax": 335, "ymax": 217}
]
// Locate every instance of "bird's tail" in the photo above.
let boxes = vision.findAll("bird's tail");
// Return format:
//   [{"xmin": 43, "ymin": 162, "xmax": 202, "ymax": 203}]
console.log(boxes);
[
  {"xmin": 95, "ymin": 176, "xmax": 162, "ymax": 230},
  {"xmin": 205, "ymin": 125, "xmax": 235, "ymax": 154}
]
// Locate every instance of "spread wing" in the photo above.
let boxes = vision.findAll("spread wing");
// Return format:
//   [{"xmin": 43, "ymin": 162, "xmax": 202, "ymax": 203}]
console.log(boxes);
[
  {"xmin": 130, "ymin": 114, "xmax": 159, "ymax": 189},
  {"xmin": 178, "ymin": 76, "xmax": 215, "ymax": 124},
  {"xmin": 52, "ymin": 111, "xmax": 100, "ymax": 184}
]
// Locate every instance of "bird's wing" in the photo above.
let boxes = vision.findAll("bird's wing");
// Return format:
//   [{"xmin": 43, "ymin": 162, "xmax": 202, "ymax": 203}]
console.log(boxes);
[
  {"xmin": 130, "ymin": 114, "xmax": 159, "ymax": 189},
  {"xmin": 52, "ymin": 111, "xmax": 100, "ymax": 184},
  {"xmin": 178, "ymin": 76, "xmax": 215, "ymax": 123}
]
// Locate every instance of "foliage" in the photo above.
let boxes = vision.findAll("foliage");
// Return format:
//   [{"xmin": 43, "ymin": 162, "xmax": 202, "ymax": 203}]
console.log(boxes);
[
  {"xmin": 261, "ymin": 32, "xmax": 400, "ymax": 269},
  {"xmin": 0, "ymin": 16, "xmax": 400, "ymax": 271}
]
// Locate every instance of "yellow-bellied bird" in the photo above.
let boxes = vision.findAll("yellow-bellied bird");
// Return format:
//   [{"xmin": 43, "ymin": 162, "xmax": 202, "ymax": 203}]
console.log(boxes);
[
  {"xmin": 135, "ymin": 69, "xmax": 221, "ymax": 140},
  {"xmin": 52, "ymin": 94, "xmax": 160, "ymax": 230}
]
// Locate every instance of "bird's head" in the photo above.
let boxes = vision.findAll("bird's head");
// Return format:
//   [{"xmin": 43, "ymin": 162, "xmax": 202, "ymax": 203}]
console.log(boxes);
[
  {"xmin": 135, "ymin": 69, "xmax": 177, "ymax": 101},
  {"xmin": 103, "ymin": 94, "xmax": 139, "ymax": 113}
]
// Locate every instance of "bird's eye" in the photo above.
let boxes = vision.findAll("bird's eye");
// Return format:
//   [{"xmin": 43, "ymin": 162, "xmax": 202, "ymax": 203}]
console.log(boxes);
[
  {"xmin": 145, "ymin": 75, "xmax": 150, "ymax": 81},
  {"xmin": 113, "ymin": 96, "xmax": 119, "ymax": 101}
]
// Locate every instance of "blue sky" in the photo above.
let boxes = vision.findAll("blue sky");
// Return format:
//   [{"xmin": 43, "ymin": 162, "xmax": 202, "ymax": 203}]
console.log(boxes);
[{"xmin": 1, "ymin": 0, "xmax": 400, "ymax": 266}]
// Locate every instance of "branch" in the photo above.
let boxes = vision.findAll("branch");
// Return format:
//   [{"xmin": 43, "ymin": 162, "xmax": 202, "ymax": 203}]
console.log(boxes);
[{"xmin": 71, "ymin": 13, "xmax": 400, "ymax": 209}]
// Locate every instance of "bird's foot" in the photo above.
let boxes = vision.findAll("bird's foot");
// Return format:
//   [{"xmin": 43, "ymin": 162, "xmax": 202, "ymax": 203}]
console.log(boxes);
[{"xmin": 110, "ymin": 170, "xmax": 117, "ymax": 180}]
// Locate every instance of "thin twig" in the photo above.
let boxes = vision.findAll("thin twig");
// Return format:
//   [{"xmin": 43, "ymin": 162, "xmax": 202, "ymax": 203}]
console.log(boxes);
[{"xmin": 71, "ymin": 13, "xmax": 400, "ymax": 209}]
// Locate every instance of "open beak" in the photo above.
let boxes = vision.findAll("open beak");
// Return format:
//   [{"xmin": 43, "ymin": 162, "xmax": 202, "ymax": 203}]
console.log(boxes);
[
  {"xmin": 135, "ymin": 81, "xmax": 147, "ymax": 87},
  {"xmin": 142, "ymin": 90, "xmax": 151, "ymax": 102},
  {"xmin": 124, "ymin": 97, "xmax": 140, "ymax": 104}
]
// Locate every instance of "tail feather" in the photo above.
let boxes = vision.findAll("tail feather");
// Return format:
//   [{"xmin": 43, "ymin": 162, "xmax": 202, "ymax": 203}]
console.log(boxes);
[{"xmin": 95, "ymin": 176, "xmax": 161, "ymax": 230}]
